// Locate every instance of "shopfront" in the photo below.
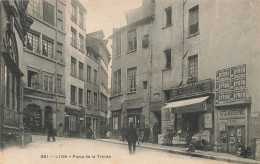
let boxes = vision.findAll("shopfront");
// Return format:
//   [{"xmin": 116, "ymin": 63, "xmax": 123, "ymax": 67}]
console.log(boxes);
[{"xmin": 162, "ymin": 79, "xmax": 215, "ymax": 146}]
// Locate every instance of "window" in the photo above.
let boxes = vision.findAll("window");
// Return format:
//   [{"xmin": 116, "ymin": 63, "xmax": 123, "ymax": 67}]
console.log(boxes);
[
  {"xmin": 112, "ymin": 69, "xmax": 121, "ymax": 95},
  {"xmin": 165, "ymin": 7, "xmax": 172, "ymax": 26},
  {"xmin": 164, "ymin": 49, "xmax": 171, "ymax": 68},
  {"xmin": 56, "ymin": 42, "xmax": 63, "ymax": 63},
  {"xmin": 87, "ymin": 65, "xmax": 91, "ymax": 82},
  {"xmin": 143, "ymin": 81, "xmax": 148, "ymax": 89},
  {"xmin": 127, "ymin": 67, "xmax": 137, "ymax": 93},
  {"xmin": 56, "ymin": 75, "xmax": 62, "ymax": 94},
  {"xmin": 71, "ymin": 3, "xmax": 77, "ymax": 22},
  {"xmin": 113, "ymin": 117, "xmax": 119, "ymax": 130},
  {"xmin": 71, "ymin": 57, "xmax": 76, "ymax": 76},
  {"xmin": 127, "ymin": 29, "xmax": 137, "ymax": 52},
  {"xmin": 71, "ymin": 28, "xmax": 77, "ymax": 47},
  {"xmin": 43, "ymin": 1, "xmax": 54, "ymax": 26},
  {"xmin": 94, "ymin": 92, "xmax": 97, "ymax": 106},
  {"xmin": 94, "ymin": 69, "xmax": 97, "ymax": 85},
  {"xmin": 27, "ymin": 0, "xmax": 41, "ymax": 18},
  {"xmin": 142, "ymin": 34, "xmax": 149, "ymax": 48},
  {"xmin": 43, "ymin": 75, "xmax": 53, "ymax": 92},
  {"xmin": 87, "ymin": 90, "xmax": 91, "ymax": 105},
  {"xmin": 79, "ymin": 11, "xmax": 84, "ymax": 28},
  {"xmin": 69, "ymin": 115, "xmax": 76, "ymax": 131},
  {"xmin": 79, "ymin": 34, "xmax": 84, "ymax": 52},
  {"xmin": 78, "ymin": 88, "xmax": 83, "ymax": 106},
  {"xmin": 79, "ymin": 62, "xmax": 83, "ymax": 80},
  {"xmin": 57, "ymin": 10, "xmax": 63, "ymax": 30},
  {"xmin": 163, "ymin": 90, "xmax": 171, "ymax": 101},
  {"xmin": 70, "ymin": 85, "xmax": 76, "ymax": 105},
  {"xmin": 115, "ymin": 34, "xmax": 121, "ymax": 57},
  {"xmin": 26, "ymin": 32, "xmax": 39, "ymax": 53},
  {"xmin": 42, "ymin": 37, "xmax": 53, "ymax": 58},
  {"xmin": 28, "ymin": 70, "xmax": 38, "ymax": 89},
  {"xmin": 5, "ymin": 68, "xmax": 19, "ymax": 111},
  {"xmin": 189, "ymin": 5, "xmax": 199, "ymax": 35},
  {"xmin": 188, "ymin": 55, "xmax": 198, "ymax": 80}
]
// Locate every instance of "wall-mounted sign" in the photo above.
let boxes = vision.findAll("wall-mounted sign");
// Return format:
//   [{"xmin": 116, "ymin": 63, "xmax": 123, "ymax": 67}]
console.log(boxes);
[
  {"xmin": 216, "ymin": 64, "xmax": 246, "ymax": 104},
  {"xmin": 171, "ymin": 79, "xmax": 213, "ymax": 100},
  {"xmin": 219, "ymin": 109, "xmax": 245, "ymax": 119},
  {"xmin": 204, "ymin": 113, "xmax": 212, "ymax": 128}
]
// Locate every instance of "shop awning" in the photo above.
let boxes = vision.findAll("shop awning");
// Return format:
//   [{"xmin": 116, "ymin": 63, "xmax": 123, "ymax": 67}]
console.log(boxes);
[{"xmin": 162, "ymin": 96, "xmax": 209, "ymax": 113}]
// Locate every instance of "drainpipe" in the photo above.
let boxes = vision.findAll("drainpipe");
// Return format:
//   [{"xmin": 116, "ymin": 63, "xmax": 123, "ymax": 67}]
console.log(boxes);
[
  {"xmin": 182, "ymin": 0, "xmax": 188, "ymax": 83},
  {"xmin": 54, "ymin": 0, "xmax": 58, "ymax": 130},
  {"xmin": 148, "ymin": 18, "xmax": 154, "ymax": 127}
]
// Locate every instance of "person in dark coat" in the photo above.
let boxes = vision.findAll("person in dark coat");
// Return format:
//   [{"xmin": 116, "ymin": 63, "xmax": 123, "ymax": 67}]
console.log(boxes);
[
  {"xmin": 125, "ymin": 123, "xmax": 138, "ymax": 155},
  {"xmin": 152, "ymin": 123, "xmax": 159, "ymax": 144},
  {"xmin": 142, "ymin": 124, "xmax": 150, "ymax": 143},
  {"xmin": 47, "ymin": 122, "xmax": 55, "ymax": 142}
]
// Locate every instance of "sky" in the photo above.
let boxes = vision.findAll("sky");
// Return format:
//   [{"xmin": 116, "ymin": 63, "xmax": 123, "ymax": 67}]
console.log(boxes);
[{"xmin": 79, "ymin": 0, "xmax": 142, "ymax": 87}]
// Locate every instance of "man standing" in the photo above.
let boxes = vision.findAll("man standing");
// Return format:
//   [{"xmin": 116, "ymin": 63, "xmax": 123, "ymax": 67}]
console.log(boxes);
[
  {"xmin": 152, "ymin": 123, "xmax": 159, "ymax": 144},
  {"xmin": 142, "ymin": 124, "xmax": 150, "ymax": 143},
  {"xmin": 125, "ymin": 123, "xmax": 138, "ymax": 155},
  {"xmin": 47, "ymin": 122, "xmax": 55, "ymax": 142}
]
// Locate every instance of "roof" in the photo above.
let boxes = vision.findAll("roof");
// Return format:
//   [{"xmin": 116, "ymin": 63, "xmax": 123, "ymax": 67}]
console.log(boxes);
[{"xmin": 109, "ymin": 15, "xmax": 154, "ymax": 39}]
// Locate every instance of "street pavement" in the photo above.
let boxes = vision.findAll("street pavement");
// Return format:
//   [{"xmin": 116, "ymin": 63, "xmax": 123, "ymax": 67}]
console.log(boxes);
[{"xmin": 0, "ymin": 135, "xmax": 232, "ymax": 164}]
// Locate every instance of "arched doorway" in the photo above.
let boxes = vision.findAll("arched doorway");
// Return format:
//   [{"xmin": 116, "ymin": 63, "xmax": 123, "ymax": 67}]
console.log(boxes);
[
  {"xmin": 24, "ymin": 104, "xmax": 42, "ymax": 133},
  {"xmin": 44, "ymin": 106, "xmax": 53, "ymax": 129}
]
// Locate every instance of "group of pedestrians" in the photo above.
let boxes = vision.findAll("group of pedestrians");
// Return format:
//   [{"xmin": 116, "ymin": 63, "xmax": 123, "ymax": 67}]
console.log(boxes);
[{"xmin": 122, "ymin": 122, "xmax": 160, "ymax": 155}]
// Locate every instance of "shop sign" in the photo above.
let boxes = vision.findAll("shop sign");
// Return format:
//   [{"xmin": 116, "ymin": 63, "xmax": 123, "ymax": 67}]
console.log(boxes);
[
  {"xmin": 226, "ymin": 119, "xmax": 246, "ymax": 126},
  {"xmin": 171, "ymin": 79, "xmax": 213, "ymax": 100},
  {"xmin": 219, "ymin": 109, "xmax": 245, "ymax": 119},
  {"xmin": 216, "ymin": 64, "xmax": 246, "ymax": 104},
  {"xmin": 204, "ymin": 113, "xmax": 212, "ymax": 128}
]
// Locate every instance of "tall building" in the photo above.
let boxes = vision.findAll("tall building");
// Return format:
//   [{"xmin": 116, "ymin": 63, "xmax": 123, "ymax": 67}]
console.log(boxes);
[
  {"xmin": 0, "ymin": 0, "xmax": 33, "ymax": 148},
  {"xmin": 151, "ymin": 0, "xmax": 260, "ymax": 155},
  {"xmin": 109, "ymin": 0, "xmax": 260, "ymax": 156},
  {"xmin": 109, "ymin": 0, "xmax": 156, "ymax": 139},
  {"xmin": 22, "ymin": 0, "xmax": 66, "ymax": 135},
  {"xmin": 86, "ymin": 30, "xmax": 111, "ymax": 139},
  {"xmin": 64, "ymin": 0, "xmax": 87, "ymax": 138}
]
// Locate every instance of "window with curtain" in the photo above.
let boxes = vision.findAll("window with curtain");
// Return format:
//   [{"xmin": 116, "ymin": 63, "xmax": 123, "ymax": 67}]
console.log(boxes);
[
  {"xmin": 127, "ymin": 67, "xmax": 137, "ymax": 93},
  {"xmin": 164, "ymin": 49, "xmax": 171, "ymax": 68},
  {"xmin": 71, "ymin": 28, "xmax": 77, "ymax": 47},
  {"xmin": 165, "ymin": 7, "xmax": 172, "ymax": 26},
  {"xmin": 43, "ymin": 75, "xmax": 53, "ymax": 92},
  {"xmin": 78, "ymin": 88, "xmax": 83, "ymax": 106},
  {"xmin": 57, "ymin": 10, "xmax": 63, "ymax": 30},
  {"xmin": 87, "ymin": 65, "xmax": 91, "ymax": 82},
  {"xmin": 56, "ymin": 42, "xmax": 63, "ymax": 63},
  {"xmin": 79, "ymin": 62, "xmax": 84, "ymax": 80},
  {"xmin": 79, "ymin": 34, "xmax": 84, "ymax": 52},
  {"xmin": 94, "ymin": 69, "xmax": 97, "ymax": 85},
  {"xmin": 71, "ymin": 3, "xmax": 77, "ymax": 22},
  {"xmin": 87, "ymin": 90, "xmax": 91, "ymax": 105},
  {"xmin": 189, "ymin": 5, "xmax": 199, "ymax": 35},
  {"xmin": 127, "ymin": 29, "xmax": 137, "ymax": 52}
]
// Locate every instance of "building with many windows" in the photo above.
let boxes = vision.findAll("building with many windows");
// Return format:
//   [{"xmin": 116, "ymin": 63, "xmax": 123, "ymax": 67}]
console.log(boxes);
[
  {"xmin": 64, "ymin": 0, "xmax": 86, "ymax": 138},
  {"xmin": 110, "ymin": 0, "xmax": 260, "ymax": 157},
  {"xmin": 109, "ymin": 0, "xmax": 156, "ymax": 139},
  {"xmin": 85, "ymin": 30, "xmax": 111, "ymax": 139},
  {"xmin": 0, "ymin": 0, "xmax": 33, "ymax": 148},
  {"xmin": 152, "ymin": 0, "xmax": 260, "ymax": 155},
  {"xmin": 21, "ymin": 0, "xmax": 67, "ymax": 135}
]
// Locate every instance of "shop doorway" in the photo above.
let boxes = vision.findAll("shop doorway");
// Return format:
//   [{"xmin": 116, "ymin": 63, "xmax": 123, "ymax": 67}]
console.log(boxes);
[
  {"xmin": 182, "ymin": 113, "xmax": 199, "ymax": 132},
  {"xmin": 227, "ymin": 126, "xmax": 245, "ymax": 154},
  {"xmin": 24, "ymin": 104, "xmax": 42, "ymax": 133},
  {"xmin": 128, "ymin": 115, "xmax": 140, "ymax": 128}
]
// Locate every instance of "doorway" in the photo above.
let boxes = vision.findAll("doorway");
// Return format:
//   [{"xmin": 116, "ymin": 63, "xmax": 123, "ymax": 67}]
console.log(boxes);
[
  {"xmin": 44, "ymin": 106, "xmax": 53, "ymax": 129},
  {"xmin": 227, "ymin": 126, "xmax": 245, "ymax": 154}
]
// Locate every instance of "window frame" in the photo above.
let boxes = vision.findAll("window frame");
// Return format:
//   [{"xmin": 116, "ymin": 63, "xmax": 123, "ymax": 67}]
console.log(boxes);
[
  {"xmin": 87, "ymin": 90, "xmax": 91, "ymax": 105},
  {"xmin": 127, "ymin": 28, "xmax": 137, "ymax": 52},
  {"xmin": 115, "ymin": 34, "xmax": 121, "ymax": 57},
  {"xmin": 43, "ymin": 74, "xmax": 53, "ymax": 92},
  {"xmin": 79, "ymin": 34, "xmax": 84, "ymax": 52},
  {"xmin": 78, "ymin": 88, "xmax": 83, "ymax": 106},
  {"xmin": 71, "ymin": 28, "xmax": 77, "ymax": 47},
  {"xmin": 112, "ymin": 68, "xmax": 121, "ymax": 96},
  {"xmin": 164, "ymin": 6, "xmax": 172, "ymax": 27},
  {"xmin": 87, "ymin": 65, "xmax": 91, "ymax": 82},
  {"xmin": 26, "ymin": 31, "xmax": 40, "ymax": 53},
  {"xmin": 188, "ymin": 54, "xmax": 198, "ymax": 80},
  {"xmin": 164, "ymin": 49, "xmax": 171, "ymax": 69},
  {"xmin": 127, "ymin": 67, "xmax": 137, "ymax": 93},
  {"xmin": 42, "ymin": 36, "xmax": 54, "ymax": 59},
  {"xmin": 70, "ymin": 85, "xmax": 76, "ymax": 105},
  {"xmin": 57, "ymin": 10, "xmax": 63, "ymax": 31},
  {"xmin": 27, "ymin": 0, "xmax": 41, "ymax": 18},
  {"xmin": 71, "ymin": 57, "xmax": 77, "ymax": 76},
  {"xmin": 43, "ymin": 1, "xmax": 54, "ymax": 26},
  {"xmin": 71, "ymin": 3, "xmax": 77, "ymax": 23},
  {"xmin": 188, "ymin": 5, "xmax": 199, "ymax": 36},
  {"xmin": 79, "ymin": 61, "xmax": 84, "ymax": 80}
]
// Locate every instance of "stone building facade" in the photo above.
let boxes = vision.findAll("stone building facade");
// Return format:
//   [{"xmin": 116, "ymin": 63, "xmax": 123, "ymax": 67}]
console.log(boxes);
[
  {"xmin": 109, "ymin": 0, "xmax": 157, "ymax": 139},
  {"xmin": 0, "ymin": 0, "xmax": 33, "ymax": 149},
  {"xmin": 22, "ymin": 0, "xmax": 66, "ymax": 135}
]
